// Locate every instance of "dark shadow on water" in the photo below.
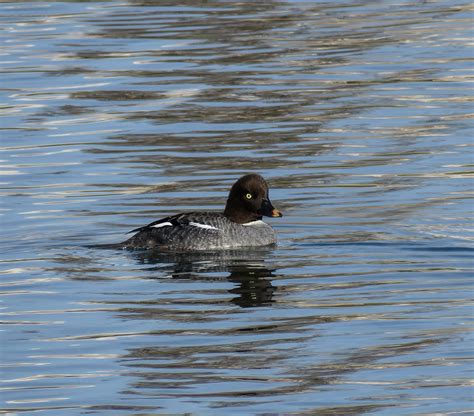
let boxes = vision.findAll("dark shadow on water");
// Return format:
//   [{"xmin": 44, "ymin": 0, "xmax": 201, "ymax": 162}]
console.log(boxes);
[{"xmin": 128, "ymin": 247, "xmax": 277, "ymax": 308}]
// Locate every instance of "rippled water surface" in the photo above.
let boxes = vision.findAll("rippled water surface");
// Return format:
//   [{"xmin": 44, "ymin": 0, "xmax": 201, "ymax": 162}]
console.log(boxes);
[{"xmin": 1, "ymin": 1, "xmax": 473, "ymax": 414}]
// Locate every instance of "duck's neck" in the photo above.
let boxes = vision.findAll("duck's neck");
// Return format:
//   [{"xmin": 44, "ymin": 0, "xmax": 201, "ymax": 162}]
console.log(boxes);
[{"xmin": 224, "ymin": 197, "xmax": 260, "ymax": 224}]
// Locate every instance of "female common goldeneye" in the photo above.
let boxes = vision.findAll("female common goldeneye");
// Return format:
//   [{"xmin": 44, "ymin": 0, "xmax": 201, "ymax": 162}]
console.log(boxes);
[{"xmin": 120, "ymin": 174, "xmax": 282, "ymax": 251}]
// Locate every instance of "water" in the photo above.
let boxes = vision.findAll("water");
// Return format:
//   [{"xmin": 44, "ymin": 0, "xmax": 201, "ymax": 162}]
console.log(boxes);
[{"xmin": 1, "ymin": 1, "xmax": 473, "ymax": 414}]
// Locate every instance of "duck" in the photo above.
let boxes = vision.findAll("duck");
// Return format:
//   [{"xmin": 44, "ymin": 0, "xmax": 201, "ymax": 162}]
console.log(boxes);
[{"xmin": 120, "ymin": 173, "xmax": 282, "ymax": 251}]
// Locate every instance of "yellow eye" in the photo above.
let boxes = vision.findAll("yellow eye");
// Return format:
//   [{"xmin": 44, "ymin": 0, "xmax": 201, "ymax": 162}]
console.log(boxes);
[{"xmin": 245, "ymin": 193, "xmax": 252, "ymax": 200}]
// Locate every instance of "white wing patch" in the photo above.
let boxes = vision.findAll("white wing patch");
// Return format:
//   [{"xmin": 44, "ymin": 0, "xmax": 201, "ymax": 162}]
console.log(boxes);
[
  {"xmin": 242, "ymin": 220, "xmax": 266, "ymax": 226},
  {"xmin": 151, "ymin": 222, "xmax": 173, "ymax": 228},
  {"xmin": 189, "ymin": 222, "xmax": 219, "ymax": 230}
]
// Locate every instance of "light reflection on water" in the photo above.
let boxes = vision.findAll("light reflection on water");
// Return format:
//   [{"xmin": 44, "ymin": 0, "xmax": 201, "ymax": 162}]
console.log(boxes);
[{"xmin": 1, "ymin": 1, "xmax": 473, "ymax": 415}]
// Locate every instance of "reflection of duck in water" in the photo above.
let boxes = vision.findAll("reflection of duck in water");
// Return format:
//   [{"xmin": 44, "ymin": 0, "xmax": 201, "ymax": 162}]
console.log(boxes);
[
  {"xmin": 227, "ymin": 266, "xmax": 276, "ymax": 308},
  {"xmin": 120, "ymin": 174, "xmax": 282, "ymax": 251},
  {"xmin": 130, "ymin": 248, "xmax": 277, "ymax": 308}
]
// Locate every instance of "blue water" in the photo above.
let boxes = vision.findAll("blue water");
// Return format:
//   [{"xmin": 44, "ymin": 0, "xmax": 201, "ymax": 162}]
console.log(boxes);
[{"xmin": 1, "ymin": 1, "xmax": 473, "ymax": 414}]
